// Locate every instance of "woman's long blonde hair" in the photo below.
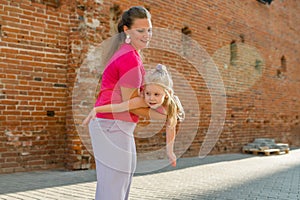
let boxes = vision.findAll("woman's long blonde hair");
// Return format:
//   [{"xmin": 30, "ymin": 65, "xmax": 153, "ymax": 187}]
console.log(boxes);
[{"xmin": 144, "ymin": 64, "xmax": 185, "ymax": 127}]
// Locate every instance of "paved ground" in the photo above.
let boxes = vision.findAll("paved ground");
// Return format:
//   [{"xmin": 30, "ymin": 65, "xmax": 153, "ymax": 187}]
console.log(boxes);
[{"xmin": 0, "ymin": 149, "xmax": 299, "ymax": 200}]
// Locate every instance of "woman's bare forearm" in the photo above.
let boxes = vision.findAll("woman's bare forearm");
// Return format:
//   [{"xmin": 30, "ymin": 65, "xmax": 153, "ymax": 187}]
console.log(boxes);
[
  {"xmin": 130, "ymin": 107, "xmax": 167, "ymax": 120},
  {"xmin": 94, "ymin": 96, "xmax": 145, "ymax": 113}
]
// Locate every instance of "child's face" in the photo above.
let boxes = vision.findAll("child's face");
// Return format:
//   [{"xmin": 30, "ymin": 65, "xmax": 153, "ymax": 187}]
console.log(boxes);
[{"xmin": 144, "ymin": 84, "xmax": 166, "ymax": 109}]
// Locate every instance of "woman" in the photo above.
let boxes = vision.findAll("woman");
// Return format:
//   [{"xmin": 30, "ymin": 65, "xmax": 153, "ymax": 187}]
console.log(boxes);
[{"xmin": 84, "ymin": 6, "xmax": 165, "ymax": 200}]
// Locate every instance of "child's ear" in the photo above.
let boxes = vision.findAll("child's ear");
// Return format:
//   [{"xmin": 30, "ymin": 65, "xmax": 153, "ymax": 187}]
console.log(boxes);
[
  {"xmin": 140, "ymin": 90, "xmax": 145, "ymax": 98},
  {"xmin": 140, "ymin": 92, "xmax": 144, "ymax": 98}
]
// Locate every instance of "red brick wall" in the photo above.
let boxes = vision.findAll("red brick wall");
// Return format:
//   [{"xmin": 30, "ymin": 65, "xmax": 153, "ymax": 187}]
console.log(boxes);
[
  {"xmin": 0, "ymin": 0, "xmax": 299, "ymax": 173},
  {"xmin": 0, "ymin": 0, "xmax": 72, "ymax": 173}
]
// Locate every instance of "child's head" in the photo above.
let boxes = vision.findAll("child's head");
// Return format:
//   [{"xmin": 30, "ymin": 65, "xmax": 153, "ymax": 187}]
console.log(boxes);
[
  {"xmin": 144, "ymin": 64, "xmax": 173, "ymax": 92},
  {"xmin": 143, "ymin": 83, "xmax": 167, "ymax": 109},
  {"xmin": 144, "ymin": 64, "xmax": 185, "ymax": 127},
  {"xmin": 144, "ymin": 64, "xmax": 173, "ymax": 109}
]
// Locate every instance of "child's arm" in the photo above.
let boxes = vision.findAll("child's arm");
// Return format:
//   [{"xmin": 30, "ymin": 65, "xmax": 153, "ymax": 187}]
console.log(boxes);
[{"xmin": 166, "ymin": 120, "xmax": 177, "ymax": 167}]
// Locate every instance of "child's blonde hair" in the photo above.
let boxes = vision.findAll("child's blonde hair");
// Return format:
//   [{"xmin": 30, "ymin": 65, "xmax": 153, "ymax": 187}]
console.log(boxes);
[{"xmin": 144, "ymin": 64, "xmax": 185, "ymax": 127}]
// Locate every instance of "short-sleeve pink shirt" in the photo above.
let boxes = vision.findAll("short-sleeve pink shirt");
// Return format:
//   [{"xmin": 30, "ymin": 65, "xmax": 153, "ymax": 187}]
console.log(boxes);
[{"xmin": 94, "ymin": 43, "xmax": 145, "ymax": 123}]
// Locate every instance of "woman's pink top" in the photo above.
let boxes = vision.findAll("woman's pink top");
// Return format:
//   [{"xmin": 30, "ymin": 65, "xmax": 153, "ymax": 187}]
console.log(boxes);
[{"xmin": 94, "ymin": 43, "xmax": 145, "ymax": 123}]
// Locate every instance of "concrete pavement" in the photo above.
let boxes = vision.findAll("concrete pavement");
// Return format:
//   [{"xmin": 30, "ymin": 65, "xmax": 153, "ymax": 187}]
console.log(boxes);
[{"xmin": 0, "ymin": 149, "xmax": 299, "ymax": 200}]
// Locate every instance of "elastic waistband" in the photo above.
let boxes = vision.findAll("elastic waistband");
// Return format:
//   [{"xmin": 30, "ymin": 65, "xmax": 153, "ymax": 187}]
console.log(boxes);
[{"xmin": 95, "ymin": 118, "xmax": 136, "ymax": 126}]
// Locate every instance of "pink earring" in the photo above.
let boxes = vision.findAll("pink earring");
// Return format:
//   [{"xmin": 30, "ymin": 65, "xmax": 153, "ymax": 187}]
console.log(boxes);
[{"xmin": 125, "ymin": 34, "xmax": 131, "ymax": 44}]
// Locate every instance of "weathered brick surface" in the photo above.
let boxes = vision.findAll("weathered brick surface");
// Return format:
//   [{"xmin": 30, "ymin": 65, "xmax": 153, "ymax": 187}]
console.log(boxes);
[
  {"xmin": 0, "ymin": 0, "xmax": 69, "ymax": 173},
  {"xmin": 0, "ymin": 0, "xmax": 299, "ymax": 173}
]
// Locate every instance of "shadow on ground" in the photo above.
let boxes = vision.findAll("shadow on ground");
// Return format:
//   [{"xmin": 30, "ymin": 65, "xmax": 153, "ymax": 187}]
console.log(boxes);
[
  {"xmin": 173, "ymin": 162, "xmax": 300, "ymax": 200},
  {"xmin": 136, "ymin": 152, "xmax": 255, "ymax": 176},
  {"xmin": 0, "ymin": 169, "xmax": 97, "ymax": 194},
  {"xmin": 0, "ymin": 148, "xmax": 298, "ymax": 195},
  {"xmin": 135, "ymin": 147, "xmax": 300, "ymax": 176}
]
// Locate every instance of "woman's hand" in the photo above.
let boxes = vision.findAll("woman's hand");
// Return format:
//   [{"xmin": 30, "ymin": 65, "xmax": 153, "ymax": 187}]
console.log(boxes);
[
  {"xmin": 82, "ymin": 108, "xmax": 96, "ymax": 126},
  {"xmin": 167, "ymin": 151, "xmax": 177, "ymax": 167}
]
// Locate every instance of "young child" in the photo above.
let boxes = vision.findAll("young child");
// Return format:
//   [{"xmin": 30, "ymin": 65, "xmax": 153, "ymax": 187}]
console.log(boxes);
[{"xmin": 83, "ymin": 64, "xmax": 185, "ymax": 167}]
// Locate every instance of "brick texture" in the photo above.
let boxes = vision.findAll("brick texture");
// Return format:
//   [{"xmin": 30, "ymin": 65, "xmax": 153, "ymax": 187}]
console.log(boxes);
[{"xmin": 0, "ymin": 0, "xmax": 299, "ymax": 173}]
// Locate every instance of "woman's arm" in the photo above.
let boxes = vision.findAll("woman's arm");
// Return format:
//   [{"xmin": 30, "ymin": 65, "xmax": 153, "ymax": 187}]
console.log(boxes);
[
  {"xmin": 94, "ymin": 96, "xmax": 147, "ymax": 113},
  {"xmin": 82, "ymin": 97, "xmax": 147, "ymax": 125},
  {"xmin": 82, "ymin": 96, "xmax": 147, "ymax": 126},
  {"xmin": 82, "ymin": 87, "xmax": 165, "ymax": 126}
]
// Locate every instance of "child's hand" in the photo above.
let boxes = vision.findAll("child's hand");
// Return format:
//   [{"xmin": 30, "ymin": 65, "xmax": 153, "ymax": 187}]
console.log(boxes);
[
  {"xmin": 82, "ymin": 108, "xmax": 96, "ymax": 126},
  {"xmin": 167, "ymin": 151, "xmax": 177, "ymax": 167}
]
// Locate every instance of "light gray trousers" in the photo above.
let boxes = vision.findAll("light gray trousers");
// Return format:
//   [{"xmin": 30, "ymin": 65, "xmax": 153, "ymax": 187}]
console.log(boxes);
[{"xmin": 89, "ymin": 118, "xmax": 137, "ymax": 200}]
